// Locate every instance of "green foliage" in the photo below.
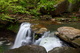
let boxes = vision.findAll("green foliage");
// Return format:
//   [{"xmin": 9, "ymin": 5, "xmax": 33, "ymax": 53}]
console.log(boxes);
[
  {"xmin": 7, "ymin": 23, "xmax": 19, "ymax": 32},
  {"xmin": 10, "ymin": 6, "xmax": 28, "ymax": 14},
  {"xmin": 68, "ymin": 0, "xmax": 74, "ymax": 3},
  {"xmin": 38, "ymin": 0, "xmax": 56, "ymax": 14},
  {"xmin": 39, "ymin": 0, "xmax": 56, "ymax": 8},
  {"xmin": 68, "ymin": 0, "xmax": 80, "ymax": 4},
  {"xmin": 0, "ymin": 0, "xmax": 30, "ymax": 21},
  {"xmin": 0, "ymin": 0, "xmax": 60, "ymax": 21},
  {"xmin": 71, "ymin": 16, "xmax": 77, "ymax": 18},
  {"xmin": 30, "ymin": 9, "xmax": 40, "ymax": 16},
  {"xmin": 0, "ymin": 14, "xmax": 14, "ymax": 22}
]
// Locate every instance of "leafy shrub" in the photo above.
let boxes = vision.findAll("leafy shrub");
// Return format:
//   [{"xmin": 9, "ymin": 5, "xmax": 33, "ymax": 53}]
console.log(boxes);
[
  {"xmin": 68, "ymin": 0, "xmax": 80, "ymax": 4},
  {"xmin": 30, "ymin": 9, "xmax": 40, "ymax": 16},
  {"xmin": 0, "ymin": 0, "xmax": 61, "ymax": 21},
  {"xmin": 0, "ymin": 14, "xmax": 14, "ymax": 22},
  {"xmin": 39, "ymin": 0, "xmax": 56, "ymax": 9},
  {"xmin": 7, "ymin": 23, "xmax": 19, "ymax": 32},
  {"xmin": 38, "ymin": 0, "xmax": 56, "ymax": 14}
]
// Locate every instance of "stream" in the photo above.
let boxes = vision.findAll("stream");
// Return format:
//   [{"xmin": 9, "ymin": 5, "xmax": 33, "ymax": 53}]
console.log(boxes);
[{"xmin": 0, "ymin": 22, "xmax": 80, "ymax": 53}]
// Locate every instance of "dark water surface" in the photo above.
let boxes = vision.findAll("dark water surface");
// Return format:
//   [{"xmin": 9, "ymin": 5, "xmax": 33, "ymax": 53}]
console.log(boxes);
[{"xmin": 46, "ymin": 22, "xmax": 80, "ymax": 31}]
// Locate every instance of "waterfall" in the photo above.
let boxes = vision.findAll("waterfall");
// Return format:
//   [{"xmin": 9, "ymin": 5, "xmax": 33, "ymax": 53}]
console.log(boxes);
[
  {"xmin": 12, "ymin": 22, "xmax": 31, "ymax": 49},
  {"xmin": 12, "ymin": 22, "xmax": 63, "ymax": 52}
]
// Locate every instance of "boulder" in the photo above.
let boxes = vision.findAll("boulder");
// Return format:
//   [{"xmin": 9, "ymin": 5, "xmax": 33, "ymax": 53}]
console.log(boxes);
[
  {"xmin": 4, "ymin": 45, "xmax": 47, "ymax": 53},
  {"xmin": 48, "ymin": 47, "xmax": 80, "ymax": 53},
  {"xmin": 72, "ymin": 38, "xmax": 80, "ymax": 47},
  {"xmin": 51, "ymin": 0, "xmax": 69, "ymax": 15},
  {"xmin": 40, "ymin": 0, "xmax": 80, "ymax": 16},
  {"xmin": 36, "ymin": 28, "xmax": 48, "ymax": 34},
  {"xmin": 57, "ymin": 27, "xmax": 80, "ymax": 47},
  {"xmin": 40, "ymin": 0, "xmax": 69, "ymax": 16}
]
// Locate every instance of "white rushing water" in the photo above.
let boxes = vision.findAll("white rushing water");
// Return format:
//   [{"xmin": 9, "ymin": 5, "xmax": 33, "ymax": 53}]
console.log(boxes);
[
  {"xmin": 12, "ymin": 22, "xmax": 62, "ymax": 52},
  {"xmin": 34, "ymin": 32, "xmax": 62, "ymax": 52},
  {"xmin": 12, "ymin": 22, "xmax": 31, "ymax": 49},
  {"xmin": 39, "ymin": 37, "xmax": 62, "ymax": 52},
  {"xmin": 34, "ymin": 31, "xmax": 50, "ymax": 45}
]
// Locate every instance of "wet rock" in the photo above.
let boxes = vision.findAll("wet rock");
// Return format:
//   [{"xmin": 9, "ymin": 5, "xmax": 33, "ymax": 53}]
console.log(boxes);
[
  {"xmin": 57, "ymin": 27, "xmax": 80, "ymax": 47},
  {"xmin": 51, "ymin": 18, "xmax": 63, "ymax": 24},
  {"xmin": 36, "ymin": 28, "xmax": 48, "ymax": 34},
  {"xmin": 0, "ymin": 41, "xmax": 4, "ymax": 45},
  {"xmin": 5, "ymin": 42, "xmax": 13, "ymax": 46},
  {"xmin": 72, "ymin": 38, "xmax": 80, "ymax": 47},
  {"xmin": 48, "ymin": 47, "xmax": 80, "ymax": 53},
  {"xmin": 31, "ymin": 24, "xmax": 46, "ymax": 31},
  {"xmin": 4, "ymin": 45, "xmax": 47, "ymax": 53},
  {"xmin": 40, "ymin": 15, "xmax": 52, "ymax": 20},
  {"xmin": 54, "ymin": 32, "xmax": 59, "ymax": 35},
  {"xmin": 51, "ymin": 19, "xmax": 56, "ymax": 22},
  {"xmin": 55, "ymin": 18, "xmax": 72, "ymax": 22}
]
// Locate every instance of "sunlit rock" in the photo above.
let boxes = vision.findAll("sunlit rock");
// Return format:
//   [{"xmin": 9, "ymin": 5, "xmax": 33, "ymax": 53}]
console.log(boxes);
[{"xmin": 57, "ymin": 26, "xmax": 80, "ymax": 47}]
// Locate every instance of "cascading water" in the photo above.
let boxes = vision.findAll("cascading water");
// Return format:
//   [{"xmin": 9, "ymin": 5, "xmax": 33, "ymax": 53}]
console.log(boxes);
[
  {"xmin": 12, "ymin": 22, "xmax": 32, "ymax": 49},
  {"xmin": 34, "ymin": 32, "xmax": 62, "ymax": 52},
  {"xmin": 12, "ymin": 22, "xmax": 63, "ymax": 52},
  {"xmin": 34, "ymin": 31, "xmax": 50, "ymax": 45}
]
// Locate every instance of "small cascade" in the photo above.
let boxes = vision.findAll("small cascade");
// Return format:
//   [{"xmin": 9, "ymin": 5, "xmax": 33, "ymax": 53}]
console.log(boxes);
[
  {"xmin": 12, "ymin": 22, "xmax": 32, "ymax": 49},
  {"xmin": 34, "ymin": 31, "xmax": 50, "ymax": 45},
  {"xmin": 39, "ymin": 37, "xmax": 62, "ymax": 52},
  {"xmin": 34, "ymin": 32, "xmax": 62, "ymax": 52}
]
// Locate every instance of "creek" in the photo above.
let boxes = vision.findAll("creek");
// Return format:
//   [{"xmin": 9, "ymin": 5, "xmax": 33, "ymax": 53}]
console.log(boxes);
[
  {"xmin": 12, "ymin": 22, "xmax": 62, "ymax": 52},
  {"xmin": 0, "ymin": 22, "xmax": 80, "ymax": 52}
]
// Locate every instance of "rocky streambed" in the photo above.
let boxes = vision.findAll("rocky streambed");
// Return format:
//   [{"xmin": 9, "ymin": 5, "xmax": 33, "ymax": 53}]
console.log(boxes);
[{"xmin": 0, "ymin": 22, "xmax": 80, "ymax": 53}]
